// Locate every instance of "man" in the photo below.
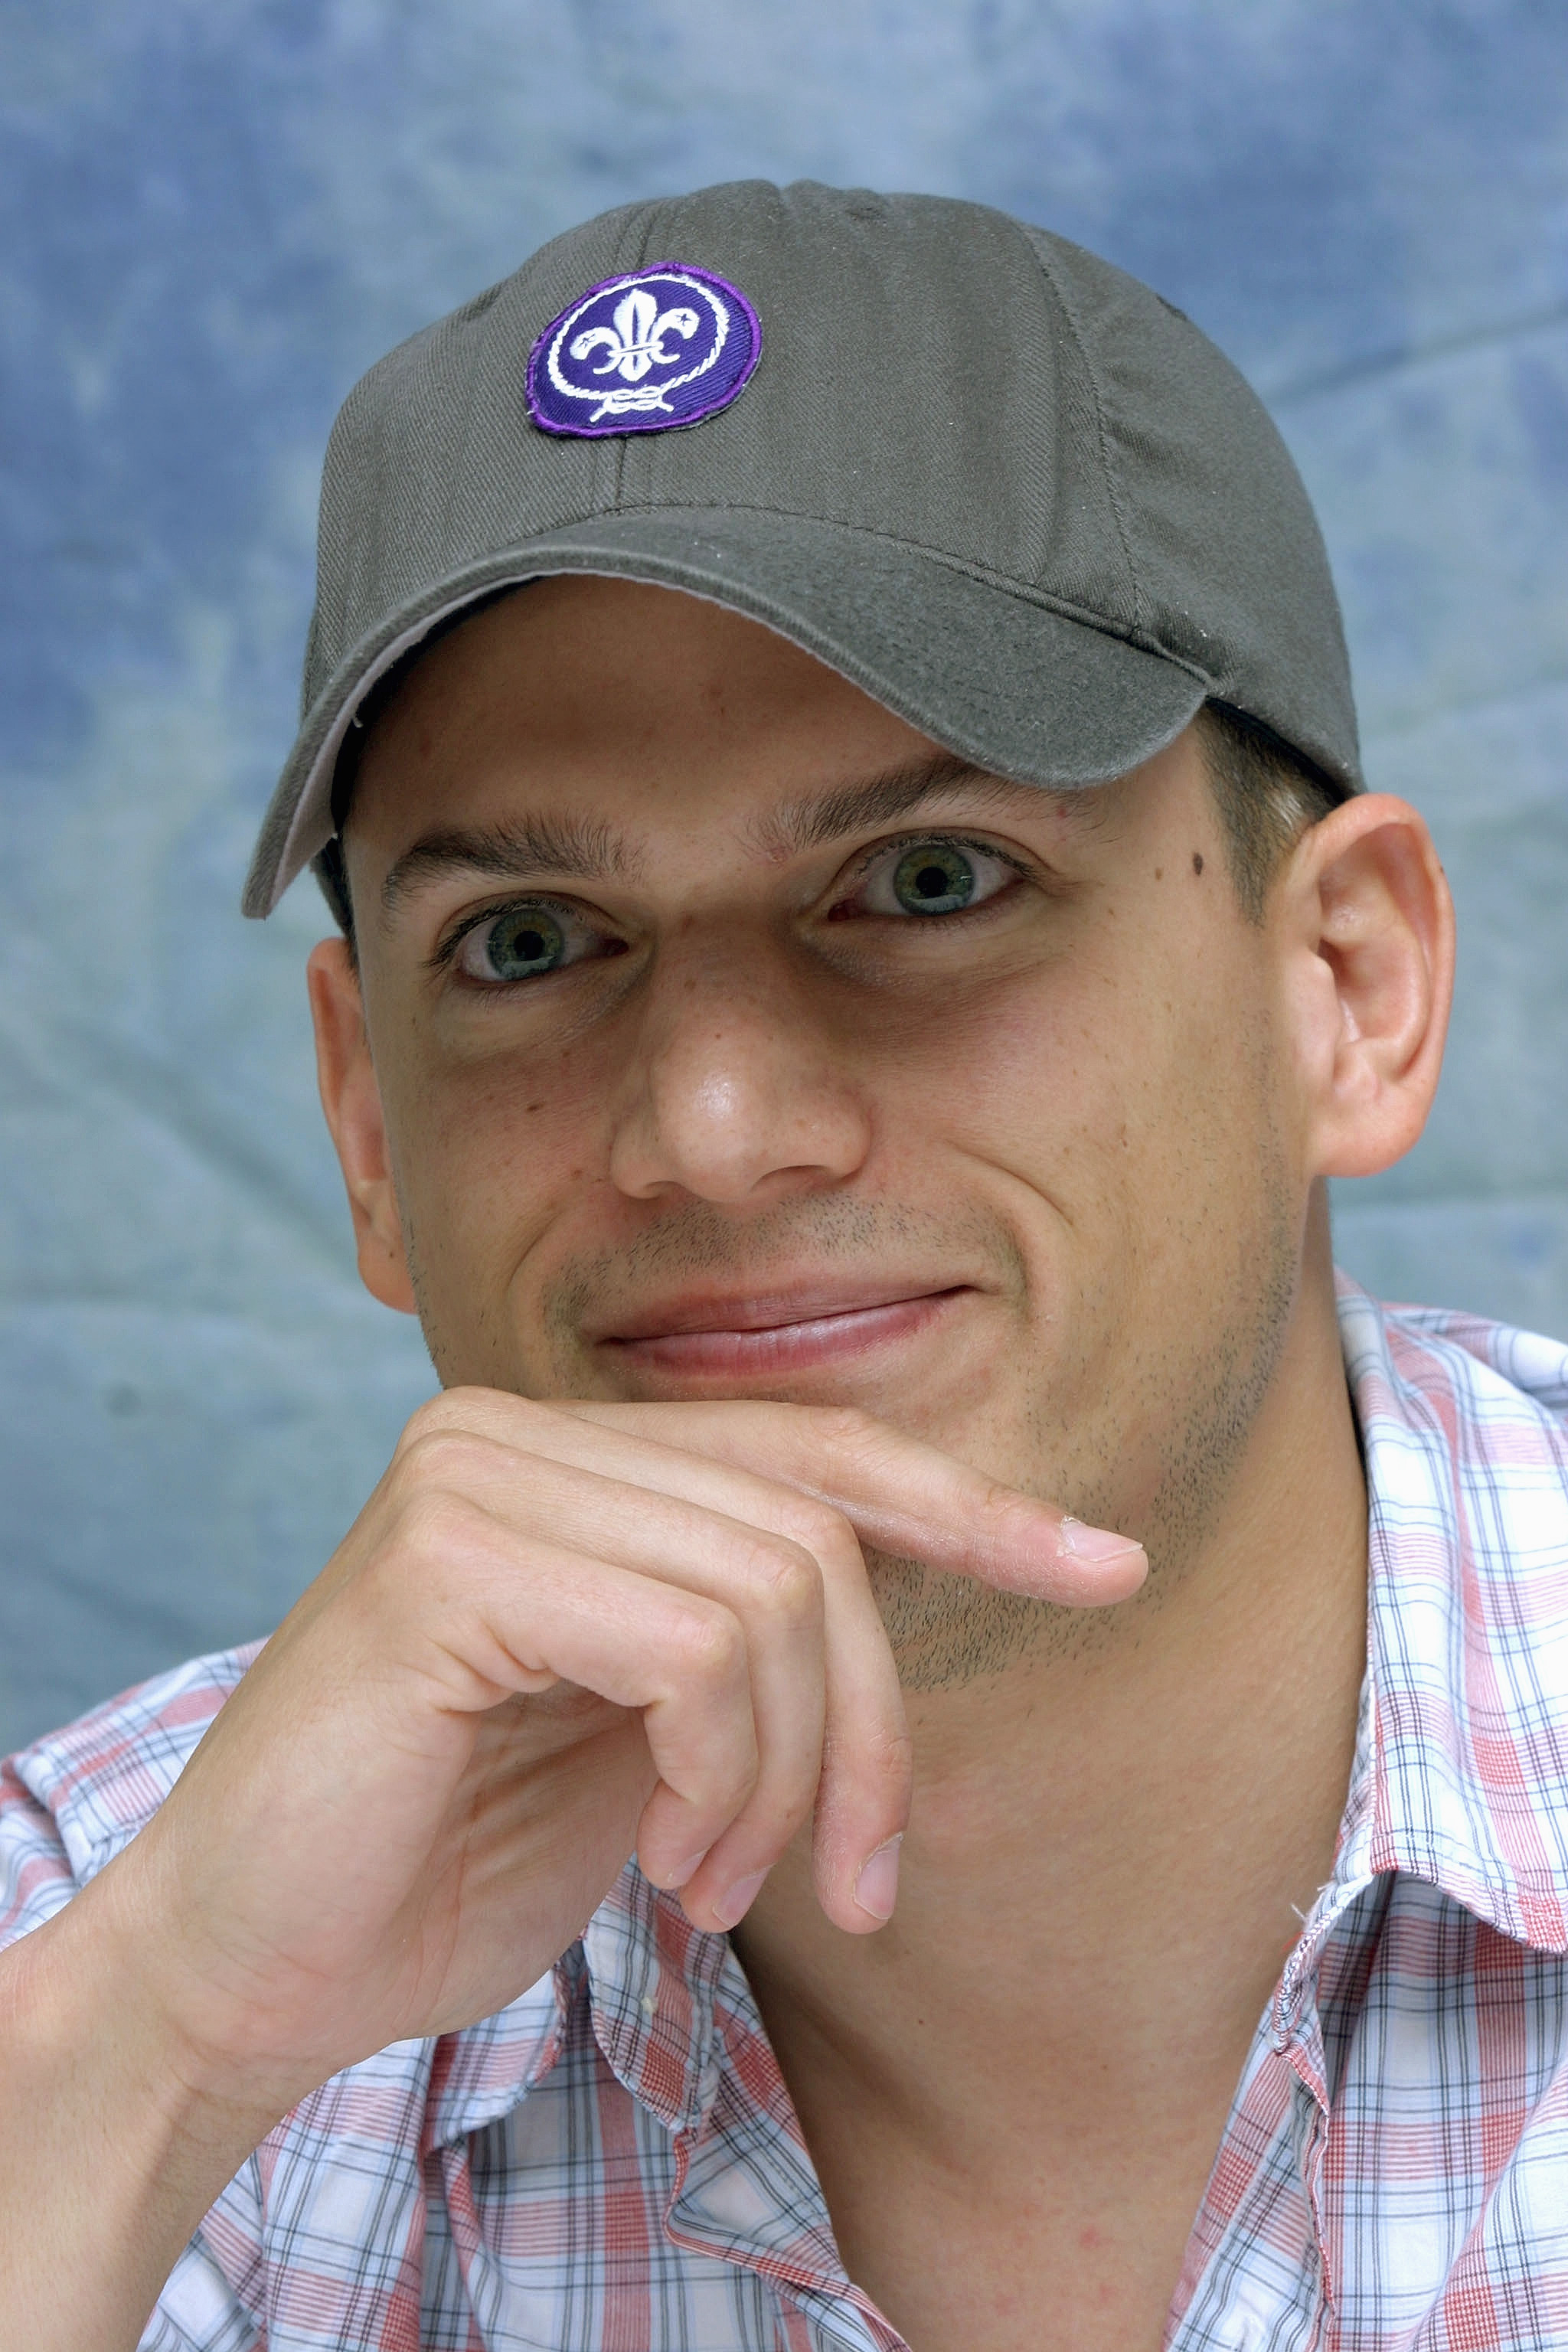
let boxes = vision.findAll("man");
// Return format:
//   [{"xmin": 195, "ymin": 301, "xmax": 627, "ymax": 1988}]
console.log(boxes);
[{"xmin": 3, "ymin": 178, "xmax": 1566, "ymax": 2352}]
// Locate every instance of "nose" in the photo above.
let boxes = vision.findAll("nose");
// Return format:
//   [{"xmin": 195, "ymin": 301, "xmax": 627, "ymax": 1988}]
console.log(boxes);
[{"xmin": 608, "ymin": 939, "xmax": 872, "ymax": 1204}]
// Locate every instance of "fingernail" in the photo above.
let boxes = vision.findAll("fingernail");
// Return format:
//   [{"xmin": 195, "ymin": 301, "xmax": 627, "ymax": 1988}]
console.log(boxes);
[
  {"xmin": 1060, "ymin": 1516, "xmax": 1145, "ymax": 1565},
  {"xmin": 659, "ymin": 1849, "xmax": 710, "ymax": 1892},
  {"xmin": 711, "ymin": 1868, "xmax": 769, "ymax": 1930},
  {"xmin": 854, "ymin": 1834, "xmax": 903, "ymax": 1922}
]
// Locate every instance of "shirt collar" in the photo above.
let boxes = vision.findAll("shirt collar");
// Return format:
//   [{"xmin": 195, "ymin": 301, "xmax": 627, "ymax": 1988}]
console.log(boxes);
[
  {"xmin": 426, "ymin": 1863, "xmax": 737, "ymax": 2150},
  {"xmin": 1329, "ymin": 1279, "xmax": 1568, "ymax": 1955},
  {"xmin": 579, "ymin": 1860, "xmax": 737, "ymax": 2134}
]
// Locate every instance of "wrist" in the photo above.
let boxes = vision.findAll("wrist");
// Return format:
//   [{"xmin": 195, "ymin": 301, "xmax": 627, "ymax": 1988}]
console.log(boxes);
[
  {"xmin": 38, "ymin": 1838, "xmax": 299, "ymax": 2145},
  {"xmin": 3, "ymin": 1849, "xmax": 289, "ymax": 2207},
  {"xmin": 0, "ymin": 1872, "xmax": 286, "ymax": 2351}
]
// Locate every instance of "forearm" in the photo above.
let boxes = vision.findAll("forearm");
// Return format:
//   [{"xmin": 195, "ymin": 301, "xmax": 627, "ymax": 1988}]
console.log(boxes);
[
  {"xmin": 0, "ymin": 1392, "xmax": 1138, "ymax": 2345},
  {"xmin": 0, "ymin": 1870, "xmax": 280, "ymax": 2352}
]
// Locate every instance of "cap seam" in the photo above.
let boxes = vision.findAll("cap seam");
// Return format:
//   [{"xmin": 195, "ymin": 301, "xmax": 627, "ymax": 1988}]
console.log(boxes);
[{"xmin": 1014, "ymin": 224, "xmax": 1145, "ymax": 639}]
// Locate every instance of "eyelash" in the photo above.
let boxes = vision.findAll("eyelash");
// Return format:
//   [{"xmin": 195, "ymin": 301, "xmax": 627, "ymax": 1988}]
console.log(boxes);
[
  {"xmin": 429, "ymin": 831, "xmax": 1034, "ymax": 983},
  {"xmin": 428, "ymin": 899, "xmax": 593, "ymax": 973},
  {"xmin": 828, "ymin": 831, "xmax": 1031, "ymax": 917}
]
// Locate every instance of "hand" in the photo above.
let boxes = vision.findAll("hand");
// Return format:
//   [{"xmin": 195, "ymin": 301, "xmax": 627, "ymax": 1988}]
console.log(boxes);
[
  {"xmin": 108, "ymin": 1390, "xmax": 1142, "ymax": 2116},
  {"xmin": 0, "ymin": 1390, "xmax": 1144, "ymax": 2350}
]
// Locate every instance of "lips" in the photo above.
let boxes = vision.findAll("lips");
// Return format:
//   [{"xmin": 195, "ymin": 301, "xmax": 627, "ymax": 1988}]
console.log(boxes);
[
  {"xmin": 598, "ymin": 1277, "xmax": 963, "ymax": 1343},
  {"xmin": 593, "ymin": 1279, "xmax": 972, "ymax": 1377}
]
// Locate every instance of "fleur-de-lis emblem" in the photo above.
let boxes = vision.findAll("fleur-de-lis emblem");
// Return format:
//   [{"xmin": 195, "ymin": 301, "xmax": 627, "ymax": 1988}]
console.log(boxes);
[
  {"xmin": 570, "ymin": 289, "xmax": 701, "ymax": 396},
  {"xmin": 531, "ymin": 265, "xmax": 760, "ymax": 436}
]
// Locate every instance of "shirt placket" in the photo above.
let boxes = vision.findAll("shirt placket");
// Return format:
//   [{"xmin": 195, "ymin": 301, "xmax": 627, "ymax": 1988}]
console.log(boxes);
[
  {"xmin": 1270, "ymin": 1981, "xmax": 1338, "ymax": 2334},
  {"xmin": 590, "ymin": 1878, "xmax": 910, "ymax": 2351}
]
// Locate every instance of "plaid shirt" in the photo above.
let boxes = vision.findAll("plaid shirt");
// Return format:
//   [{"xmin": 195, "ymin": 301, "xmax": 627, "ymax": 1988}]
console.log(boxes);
[{"xmin": 6, "ymin": 1281, "xmax": 1568, "ymax": 2351}]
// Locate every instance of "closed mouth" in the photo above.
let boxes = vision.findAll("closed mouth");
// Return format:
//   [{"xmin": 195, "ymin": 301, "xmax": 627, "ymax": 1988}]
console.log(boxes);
[{"xmin": 594, "ymin": 1280, "xmax": 974, "ymax": 1374}]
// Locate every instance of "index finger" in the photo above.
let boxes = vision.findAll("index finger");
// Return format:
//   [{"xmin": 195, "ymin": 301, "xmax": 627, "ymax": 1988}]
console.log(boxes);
[{"xmin": 552, "ymin": 1400, "xmax": 1147, "ymax": 1606}]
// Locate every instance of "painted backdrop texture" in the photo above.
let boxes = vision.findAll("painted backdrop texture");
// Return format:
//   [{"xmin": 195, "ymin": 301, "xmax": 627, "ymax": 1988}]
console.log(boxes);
[{"xmin": 2, "ymin": 2, "xmax": 1566, "ymax": 1750}]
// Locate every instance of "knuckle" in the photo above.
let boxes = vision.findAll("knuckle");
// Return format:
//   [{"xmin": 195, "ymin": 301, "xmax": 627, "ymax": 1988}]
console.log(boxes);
[
  {"xmin": 740, "ymin": 1537, "xmax": 824, "ymax": 1630},
  {"xmin": 392, "ymin": 1428, "xmax": 486, "ymax": 1495},
  {"xmin": 825, "ymin": 1716, "xmax": 914, "ymax": 1795},
  {"xmin": 711, "ymin": 1750, "xmax": 764, "ymax": 1818},
  {"xmin": 974, "ymin": 1468, "xmax": 1024, "ymax": 1524},
  {"xmin": 871, "ymin": 1722, "xmax": 916, "ymax": 1788},
  {"xmin": 671, "ymin": 1602, "xmax": 747, "ymax": 1689},
  {"xmin": 400, "ymin": 1390, "xmax": 474, "ymax": 1445},
  {"xmin": 399, "ymin": 1386, "xmax": 546, "ymax": 1450},
  {"xmin": 775, "ymin": 1490, "xmax": 854, "ymax": 1556},
  {"xmin": 815, "ymin": 1403, "xmax": 895, "ymax": 1469},
  {"xmin": 390, "ymin": 1483, "xmax": 488, "ymax": 1563},
  {"xmin": 737, "ymin": 1780, "xmax": 816, "ymax": 1854}
]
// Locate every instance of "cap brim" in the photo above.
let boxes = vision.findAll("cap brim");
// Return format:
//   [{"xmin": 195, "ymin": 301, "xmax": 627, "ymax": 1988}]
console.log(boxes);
[{"xmin": 244, "ymin": 508, "xmax": 1208, "ymax": 916}]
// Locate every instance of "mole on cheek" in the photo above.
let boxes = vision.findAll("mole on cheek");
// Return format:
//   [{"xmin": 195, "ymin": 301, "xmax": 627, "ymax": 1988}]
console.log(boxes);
[{"xmin": 1192, "ymin": 851, "xmax": 1204, "ymax": 876}]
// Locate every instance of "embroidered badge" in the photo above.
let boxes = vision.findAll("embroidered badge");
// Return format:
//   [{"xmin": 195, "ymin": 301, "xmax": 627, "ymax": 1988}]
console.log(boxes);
[{"xmin": 526, "ymin": 263, "xmax": 761, "ymax": 437}]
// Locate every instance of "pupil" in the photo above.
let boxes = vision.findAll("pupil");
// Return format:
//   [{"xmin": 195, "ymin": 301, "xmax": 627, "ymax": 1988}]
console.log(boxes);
[
  {"xmin": 893, "ymin": 843, "xmax": 974, "ymax": 913},
  {"xmin": 488, "ymin": 909, "xmax": 563, "ymax": 975}
]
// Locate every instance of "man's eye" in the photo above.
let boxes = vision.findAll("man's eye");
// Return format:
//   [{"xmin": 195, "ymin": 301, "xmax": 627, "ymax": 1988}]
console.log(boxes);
[
  {"xmin": 453, "ymin": 901, "xmax": 605, "ymax": 984},
  {"xmin": 851, "ymin": 838, "xmax": 1018, "ymax": 920}
]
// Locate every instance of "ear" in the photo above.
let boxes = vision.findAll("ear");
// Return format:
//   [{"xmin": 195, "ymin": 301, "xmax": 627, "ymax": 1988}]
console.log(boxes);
[
  {"xmin": 306, "ymin": 938, "xmax": 419, "ymax": 1314},
  {"xmin": 1279, "ymin": 794, "xmax": 1455, "ymax": 1180}
]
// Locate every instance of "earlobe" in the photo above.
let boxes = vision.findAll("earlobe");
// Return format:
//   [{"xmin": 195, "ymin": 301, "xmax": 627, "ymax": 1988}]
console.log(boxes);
[
  {"xmin": 305, "ymin": 938, "xmax": 419, "ymax": 1315},
  {"xmin": 1285, "ymin": 795, "xmax": 1455, "ymax": 1181}
]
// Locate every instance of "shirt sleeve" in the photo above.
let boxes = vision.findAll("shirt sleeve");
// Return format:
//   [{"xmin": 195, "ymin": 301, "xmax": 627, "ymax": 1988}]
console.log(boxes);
[
  {"xmin": 2, "ymin": 1662, "xmax": 269, "ymax": 2352},
  {"xmin": 137, "ymin": 2231, "xmax": 264, "ymax": 2352},
  {"xmin": 0, "ymin": 1756, "xmax": 80, "ymax": 1949}
]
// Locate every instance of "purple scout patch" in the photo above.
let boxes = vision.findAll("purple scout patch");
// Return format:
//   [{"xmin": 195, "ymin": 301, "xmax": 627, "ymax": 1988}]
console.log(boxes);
[{"xmin": 526, "ymin": 263, "xmax": 761, "ymax": 438}]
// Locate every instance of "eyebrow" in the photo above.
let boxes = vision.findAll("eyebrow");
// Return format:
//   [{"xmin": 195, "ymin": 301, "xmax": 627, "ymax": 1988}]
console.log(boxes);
[
  {"xmin": 379, "ymin": 812, "xmax": 637, "ymax": 921},
  {"xmin": 746, "ymin": 753, "xmax": 1050, "ymax": 859},
  {"xmin": 376, "ymin": 753, "xmax": 1063, "ymax": 923}
]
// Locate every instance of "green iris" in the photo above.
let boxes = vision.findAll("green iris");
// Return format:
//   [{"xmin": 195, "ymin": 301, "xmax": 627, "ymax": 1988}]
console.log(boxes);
[
  {"xmin": 891, "ymin": 842, "xmax": 977, "ymax": 916},
  {"xmin": 482, "ymin": 904, "xmax": 567, "ymax": 979}
]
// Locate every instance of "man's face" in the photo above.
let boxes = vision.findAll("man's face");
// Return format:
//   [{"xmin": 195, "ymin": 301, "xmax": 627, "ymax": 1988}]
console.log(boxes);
[{"xmin": 339, "ymin": 577, "xmax": 1306, "ymax": 1681}]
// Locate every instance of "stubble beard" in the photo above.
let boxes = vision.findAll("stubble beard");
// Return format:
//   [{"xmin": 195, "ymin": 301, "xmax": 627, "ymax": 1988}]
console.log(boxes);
[
  {"xmin": 403, "ymin": 1170, "xmax": 1302, "ymax": 1696},
  {"xmin": 867, "ymin": 1168, "xmax": 1302, "ymax": 1690}
]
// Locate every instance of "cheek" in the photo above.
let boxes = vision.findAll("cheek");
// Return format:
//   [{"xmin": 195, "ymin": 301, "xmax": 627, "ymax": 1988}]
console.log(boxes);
[
  {"xmin": 380, "ymin": 1027, "xmax": 614, "ymax": 1291},
  {"xmin": 879, "ymin": 927, "xmax": 1276, "ymax": 1254},
  {"xmin": 871, "ymin": 949, "xmax": 1152, "ymax": 1190}
]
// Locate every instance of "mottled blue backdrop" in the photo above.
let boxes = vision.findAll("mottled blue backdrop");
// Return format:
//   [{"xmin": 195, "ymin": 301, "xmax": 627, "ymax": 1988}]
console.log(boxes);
[{"xmin": 2, "ymin": 2, "xmax": 1566, "ymax": 1749}]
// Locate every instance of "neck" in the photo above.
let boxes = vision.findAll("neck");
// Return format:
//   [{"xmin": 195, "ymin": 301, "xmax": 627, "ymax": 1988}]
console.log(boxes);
[{"xmin": 732, "ymin": 1200, "xmax": 1367, "ymax": 2177}]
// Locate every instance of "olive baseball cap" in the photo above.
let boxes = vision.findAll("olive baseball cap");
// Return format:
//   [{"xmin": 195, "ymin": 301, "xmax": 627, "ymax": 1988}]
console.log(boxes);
[{"xmin": 243, "ymin": 177, "xmax": 1361, "ymax": 917}]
